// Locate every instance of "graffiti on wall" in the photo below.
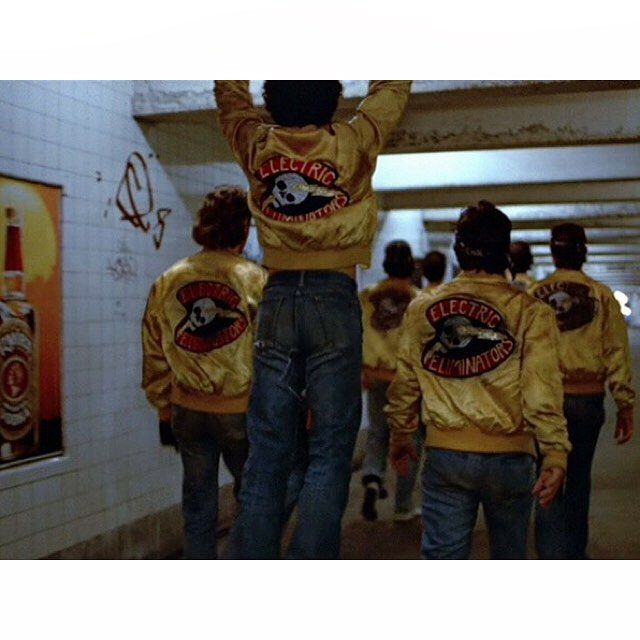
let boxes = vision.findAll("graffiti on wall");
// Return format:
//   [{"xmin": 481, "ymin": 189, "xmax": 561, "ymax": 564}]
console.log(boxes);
[
  {"xmin": 107, "ymin": 238, "xmax": 138, "ymax": 282},
  {"xmin": 113, "ymin": 152, "xmax": 172, "ymax": 250}
]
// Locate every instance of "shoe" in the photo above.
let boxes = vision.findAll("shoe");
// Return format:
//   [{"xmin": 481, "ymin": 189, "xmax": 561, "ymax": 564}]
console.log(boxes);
[
  {"xmin": 393, "ymin": 507, "xmax": 421, "ymax": 523},
  {"xmin": 362, "ymin": 484, "xmax": 379, "ymax": 521}
]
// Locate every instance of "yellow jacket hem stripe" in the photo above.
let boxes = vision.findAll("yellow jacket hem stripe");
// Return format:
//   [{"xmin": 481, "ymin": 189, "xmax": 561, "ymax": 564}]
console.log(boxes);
[
  {"xmin": 262, "ymin": 246, "xmax": 371, "ymax": 270},
  {"xmin": 425, "ymin": 423, "xmax": 537, "ymax": 458},
  {"xmin": 170, "ymin": 387, "xmax": 249, "ymax": 414}
]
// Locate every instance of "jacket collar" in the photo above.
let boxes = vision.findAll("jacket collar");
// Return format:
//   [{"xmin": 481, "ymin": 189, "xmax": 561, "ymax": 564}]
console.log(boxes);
[{"xmin": 456, "ymin": 271, "xmax": 508, "ymax": 285}]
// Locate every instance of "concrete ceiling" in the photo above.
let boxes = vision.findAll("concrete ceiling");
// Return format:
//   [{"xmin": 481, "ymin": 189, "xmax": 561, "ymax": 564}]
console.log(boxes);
[{"xmin": 134, "ymin": 80, "xmax": 640, "ymax": 290}]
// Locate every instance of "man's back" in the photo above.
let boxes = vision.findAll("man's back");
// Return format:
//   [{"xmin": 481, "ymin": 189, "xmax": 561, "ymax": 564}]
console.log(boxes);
[
  {"xmin": 360, "ymin": 278, "xmax": 420, "ymax": 374},
  {"xmin": 394, "ymin": 272, "xmax": 565, "ymax": 451},
  {"xmin": 530, "ymin": 268, "xmax": 634, "ymax": 406},
  {"xmin": 214, "ymin": 80, "xmax": 411, "ymax": 270}
]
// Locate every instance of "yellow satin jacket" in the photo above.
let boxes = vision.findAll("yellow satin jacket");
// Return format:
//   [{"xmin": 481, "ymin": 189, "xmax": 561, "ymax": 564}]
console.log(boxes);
[
  {"xmin": 360, "ymin": 279, "xmax": 421, "ymax": 382},
  {"xmin": 385, "ymin": 272, "xmax": 571, "ymax": 471},
  {"xmin": 141, "ymin": 250, "xmax": 267, "ymax": 419},
  {"xmin": 214, "ymin": 80, "xmax": 411, "ymax": 270},
  {"xmin": 529, "ymin": 268, "xmax": 635, "ymax": 409}
]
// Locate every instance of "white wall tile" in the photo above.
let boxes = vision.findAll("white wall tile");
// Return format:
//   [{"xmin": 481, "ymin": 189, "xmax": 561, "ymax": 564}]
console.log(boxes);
[{"xmin": 0, "ymin": 81, "xmax": 196, "ymax": 558}]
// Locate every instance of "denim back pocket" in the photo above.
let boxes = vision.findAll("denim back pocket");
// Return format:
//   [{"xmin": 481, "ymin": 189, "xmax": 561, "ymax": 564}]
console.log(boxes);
[
  {"xmin": 255, "ymin": 295, "xmax": 286, "ymax": 349},
  {"xmin": 309, "ymin": 288, "xmax": 362, "ymax": 352}
]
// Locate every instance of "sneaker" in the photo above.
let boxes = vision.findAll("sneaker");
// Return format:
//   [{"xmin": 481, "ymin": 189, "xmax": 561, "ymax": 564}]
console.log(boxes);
[
  {"xmin": 362, "ymin": 484, "xmax": 379, "ymax": 521},
  {"xmin": 393, "ymin": 507, "xmax": 421, "ymax": 523}
]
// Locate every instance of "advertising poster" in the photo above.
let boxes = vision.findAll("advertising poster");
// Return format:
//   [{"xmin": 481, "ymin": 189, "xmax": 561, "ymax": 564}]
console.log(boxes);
[{"xmin": 0, "ymin": 174, "xmax": 62, "ymax": 469}]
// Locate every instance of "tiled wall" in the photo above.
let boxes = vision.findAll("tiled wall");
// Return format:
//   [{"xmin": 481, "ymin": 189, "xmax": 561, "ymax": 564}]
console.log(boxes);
[
  {"xmin": 0, "ymin": 81, "xmax": 429, "ymax": 558},
  {"xmin": 0, "ymin": 81, "xmax": 239, "ymax": 559}
]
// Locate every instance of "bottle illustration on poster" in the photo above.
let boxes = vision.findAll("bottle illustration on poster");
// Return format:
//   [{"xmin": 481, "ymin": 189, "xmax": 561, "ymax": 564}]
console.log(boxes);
[{"xmin": 0, "ymin": 176, "xmax": 62, "ymax": 469}]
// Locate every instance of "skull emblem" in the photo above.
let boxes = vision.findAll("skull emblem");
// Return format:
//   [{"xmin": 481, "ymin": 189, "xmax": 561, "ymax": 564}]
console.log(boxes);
[
  {"xmin": 548, "ymin": 291, "xmax": 575, "ymax": 315},
  {"xmin": 189, "ymin": 297, "xmax": 237, "ymax": 329},
  {"xmin": 272, "ymin": 173, "xmax": 309, "ymax": 208},
  {"xmin": 440, "ymin": 316, "xmax": 474, "ymax": 351}
]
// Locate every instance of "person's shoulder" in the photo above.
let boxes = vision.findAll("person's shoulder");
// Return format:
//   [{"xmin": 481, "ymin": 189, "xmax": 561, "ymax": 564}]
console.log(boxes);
[
  {"xmin": 585, "ymin": 273, "xmax": 614, "ymax": 298},
  {"xmin": 359, "ymin": 283, "xmax": 377, "ymax": 303},
  {"xmin": 160, "ymin": 255, "xmax": 193, "ymax": 280},
  {"xmin": 229, "ymin": 255, "xmax": 267, "ymax": 285}
]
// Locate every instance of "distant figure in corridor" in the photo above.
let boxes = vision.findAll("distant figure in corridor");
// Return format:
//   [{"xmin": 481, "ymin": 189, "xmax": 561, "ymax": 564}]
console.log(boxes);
[
  {"xmin": 509, "ymin": 241, "xmax": 536, "ymax": 291},
  {"xmin": 531, "ymin": 223, "xmax": 635, "ymax": 559},
  {"xmin": 422, "ymin": 250, "xmax": 447, "ymax": 295},
  {"xmin": 386, "ymin": 201, "xmax": 571, "ymax": 560},
  {"xmin": 360, "ymin": 240, "xmax": 423, "ymax": 522},
  {"xmin": 215, "ymin": 80, "xmax": 411, "ymax": 558},
  {"xmin": 141, "ymin": 186, "xmax": 267, "ymax": 559}
]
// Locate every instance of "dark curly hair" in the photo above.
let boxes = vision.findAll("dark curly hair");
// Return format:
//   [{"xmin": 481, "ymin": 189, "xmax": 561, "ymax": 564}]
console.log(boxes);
[
  {"xmin": 383, "ymin": 240, "xmax": 415, "ymax": 279},
  {"xmin": 263, "ymin": 80, "xmax": 342, "ymax": 127},
  {"xmin": 421, "ymin": 251, "xmax": 446, "ymax": 284},
  {"xmin": 454, "ymin": 200, "xmax": 512, "ymax": 275},
  {"xmin": 509, "ymin": 241, "xmax": 533, "ymax": 274},
  {"xmin": 192, "ymin": 185, "xmax": 251, "ymax": 250},
  {"xmin": 550, "ymin": 223, "xmax": 587, "ymax": 270}
]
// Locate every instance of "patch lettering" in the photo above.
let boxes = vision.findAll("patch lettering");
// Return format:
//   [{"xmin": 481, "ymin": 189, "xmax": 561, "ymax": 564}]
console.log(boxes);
[
  {"xmin": 422, "ymin": 297, "xmax": 516, "ymax": 378},
  {"xmin": 533, "ymin": 281, "xmax": 597, "ymax": 332},
  {"xmin": 174, "ymin": 281, "xmax": 248, "ymax": 353},
  {"xmin": 258, "ymin": 156, "xmax": 349, "ymax": 222}
]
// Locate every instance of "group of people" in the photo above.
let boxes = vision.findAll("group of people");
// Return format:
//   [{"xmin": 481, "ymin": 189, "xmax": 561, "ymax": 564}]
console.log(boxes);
[{"xmin": 141, "ymin": 80, "xmax": 635, "ymax": 560}]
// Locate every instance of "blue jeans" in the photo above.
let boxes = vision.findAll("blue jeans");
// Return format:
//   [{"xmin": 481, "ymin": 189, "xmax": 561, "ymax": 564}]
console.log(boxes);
[
  {"xmin": 421, "ymin": 449, "xmax": 535, "ymax": 559},
  {"xmin": 535, "ymin": 394, "xmax": 605, "ymax": 559},
  {"xmin": 363, "ymin": 380, "xmax": 425, "ymax": 514},
  {"xmin": 171, "ymin": 406, "xmax": 248, "ymax": 560},
  {"xmin": 231, "ymin": 270, "xmax": 363, "ymax": 559}
]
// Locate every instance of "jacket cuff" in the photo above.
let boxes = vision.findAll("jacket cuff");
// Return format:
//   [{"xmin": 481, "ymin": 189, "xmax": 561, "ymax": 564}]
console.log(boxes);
[
  {"xmin": 158, "ymin": 406, "xmax": 172, "ymax": 422},
  {"xmin": 541, "ymin": 450, "xmax": 567, "ymax": 473}
]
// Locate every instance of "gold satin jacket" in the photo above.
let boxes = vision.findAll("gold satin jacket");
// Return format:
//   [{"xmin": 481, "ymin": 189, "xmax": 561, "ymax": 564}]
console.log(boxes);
[
  {"xmin": 141, "ymin": 250, "xmax": 267, "ymax": 419},
  {"xmin": 360, "ymin": 279, "xmax": 421, "ymax": 381},
  {"xmin": 530, "ymin": 268, "xmax": 635, "ymax": 409},
  {"xmin": 214, "ymin": 80, "xmax": 412, "ymax": 270},
  {"xmin": 385, "ymin": 272, "xmax": 571, "ymax": 471}
]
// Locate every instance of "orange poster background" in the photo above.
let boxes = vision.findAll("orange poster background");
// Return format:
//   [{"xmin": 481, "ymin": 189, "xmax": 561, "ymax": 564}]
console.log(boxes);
[{"xmin": 0, "ymin": 175, "xmax": 62, "ymax": 429}]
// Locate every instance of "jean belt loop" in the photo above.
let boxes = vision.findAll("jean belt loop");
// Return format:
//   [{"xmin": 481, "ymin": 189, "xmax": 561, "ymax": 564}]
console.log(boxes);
[{"xmin": 298, "ymin": 270, "xmax": 306, "ymax": 288}]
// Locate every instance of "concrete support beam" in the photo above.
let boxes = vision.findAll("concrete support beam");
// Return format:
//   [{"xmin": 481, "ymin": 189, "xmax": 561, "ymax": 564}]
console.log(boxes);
[
  {"xmin": 426, "ymin": 228, "xmax": 640, "ymax": 244},
  {"xmin": 379, "ymin": 179, "xmax": 640, "ymax": 210},
  {"xmin": 389, "ymin": 88, "xmax": 640, "ymax": 153},
  {"xmin": 420, "ymin": 202, "xmax": 640, "ymax": 222},
  {"xmin": 425, "ymin": 215, "xmax": 640, "ymax": 233},
  {"xmin": 134, "ymin": 81, "xmax": 640, "ymax": 153},
  {"xmin": 531, "ymin": 244, "xmax": 640, "ymax": 255}
]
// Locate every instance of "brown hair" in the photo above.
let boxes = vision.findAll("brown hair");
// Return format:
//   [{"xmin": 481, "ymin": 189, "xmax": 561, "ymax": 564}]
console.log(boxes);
[{"xmin": 192, "ymin": 186, "xmax": 251, "ymax": 250}]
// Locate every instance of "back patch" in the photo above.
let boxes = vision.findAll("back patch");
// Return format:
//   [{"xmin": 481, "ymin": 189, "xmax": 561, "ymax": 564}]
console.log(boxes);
[
  {"xmin": 174, "ymin": 281, "xmax": 248, "ymax": 353},
  {"xmin": 533, "ymin": 281, "xmax": 597, "ymax": 332},
  {"xmin": 370, "ymin": 288, "xmax": 413, "ymax": 332},
  {"xmin": 258, "ymin": 156, "xmax": 349, "ymax": 222},
  {"xmin": 422, "ymin": 297, "xmax": 516, "ymax": 378}
]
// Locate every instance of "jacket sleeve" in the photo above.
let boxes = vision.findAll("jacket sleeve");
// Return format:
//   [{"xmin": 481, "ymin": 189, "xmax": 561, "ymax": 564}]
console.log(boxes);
[
  {"xmin": 214, "ymin": 80, "xmax": 263, "ymax": 162},
  {"xmin": 349, "ymin": 81, "xmax": 412, "ymax": 155},
  {"xmin": 141, "ymin": 282, "xmax": 172, "ymax": 420},
  {"xmin": 602, "ymin": 288, "xmax": 635, "ymax": 410},
  {"xmin": 384, "ymin": 302, "xmax": 422, "ymax": 446},
  {"xmin": 521, "ymin": 303, "xmax": 571, "ymax": 471}
]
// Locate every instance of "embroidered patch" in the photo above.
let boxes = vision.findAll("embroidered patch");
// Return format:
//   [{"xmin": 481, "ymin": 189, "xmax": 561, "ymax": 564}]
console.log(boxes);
[
  {"xmin": 422, "ymin": 297, "xmax": 516, "ymax": 378},
  {"xmin": 257, "ymin": 156, "xmax": 349, "ymax": 222},
  {"xmin": 370, "ymin": 288, "xmax": 413, "ymax": 332},
  {"xmin": 174, "ymin": 281, "xmax": 248, "ymax": 353},
  {"xmin": 533, "ymin": 281, "xmax": 597, "ymax": 332}
]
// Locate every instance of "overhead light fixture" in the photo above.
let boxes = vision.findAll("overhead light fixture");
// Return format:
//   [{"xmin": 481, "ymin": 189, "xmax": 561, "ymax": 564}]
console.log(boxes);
[{"xmin": 614, "ymin": 290, "xmax": 632, "ymax": 317}]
